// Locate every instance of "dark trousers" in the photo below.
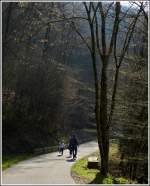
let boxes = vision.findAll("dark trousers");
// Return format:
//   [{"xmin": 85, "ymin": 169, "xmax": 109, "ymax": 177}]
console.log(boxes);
[
  {"xmin": 59, "ymin": 148, "xmax": 64, "ymax": 155},
  {"xmin": 69, "ymin": 148, "xmax": 72, "ymax": 156},
  {"xmin": 72, "ymin": 146, "xmax": 77, "ymax": 159}
]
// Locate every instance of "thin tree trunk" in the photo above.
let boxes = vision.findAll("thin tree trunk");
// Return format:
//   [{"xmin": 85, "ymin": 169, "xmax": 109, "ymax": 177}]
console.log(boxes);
[
  {"xmin": 100, "ymin": 57, "xmax": 109, "ymax": 176},
  {"xmin": 82, "ymin": 3, "xmax": 104, "ymax": 161},
  {"xmin": 108, "ymin": 66, "xmax": 119, "ymax": 125},
  {"xmin": 89, "ymin": 22, "xmax": 104, "ymax": 161}
]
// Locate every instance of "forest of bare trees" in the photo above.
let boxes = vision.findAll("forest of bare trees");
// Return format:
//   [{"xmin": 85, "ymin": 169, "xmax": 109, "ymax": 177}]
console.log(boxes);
[{"xmin": 2, "ymin": 1, "xmax": 148, "ymax": 184}]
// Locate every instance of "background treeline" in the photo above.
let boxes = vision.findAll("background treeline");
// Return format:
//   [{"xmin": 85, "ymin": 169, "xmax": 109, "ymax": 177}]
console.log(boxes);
[
  {"xmin": 2, "ymin": 2, "xmax": 148, "ymax": 182},
  {"xmin": 2, "ymin": 2, "xmax": 96, "ymax": 154}
]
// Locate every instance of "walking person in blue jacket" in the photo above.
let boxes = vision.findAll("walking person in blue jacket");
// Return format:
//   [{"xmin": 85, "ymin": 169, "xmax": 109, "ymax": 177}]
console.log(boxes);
[{"xmin": 58, "ymin": 140, "xmax": 65, "ymax": 155}]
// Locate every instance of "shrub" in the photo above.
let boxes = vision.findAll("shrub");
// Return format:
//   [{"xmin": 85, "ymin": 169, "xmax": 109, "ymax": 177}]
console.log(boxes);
[
  {"xmin": 102, "ymin": 176, "xmax": 114, "ymax": 184},
  {"xmin": 114, "ymin": 177, "xmax": 128, "ymax": 184}
]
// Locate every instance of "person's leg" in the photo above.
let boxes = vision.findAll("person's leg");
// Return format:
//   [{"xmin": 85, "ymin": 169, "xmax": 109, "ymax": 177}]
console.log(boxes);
[
  {"xmin": 70, "ymin": 148, "xmax": 72, "ymax": 156},
  {"xmin": 70, "ymin": 147, "xmax": 73, "ymax": 156},
  {"xmin": 74, "ymin": 146, "xmax": 77, "ymax": 158},
  {"xmin": 72, "ymin": 147, "xmax": 75, "ymax": 159}
]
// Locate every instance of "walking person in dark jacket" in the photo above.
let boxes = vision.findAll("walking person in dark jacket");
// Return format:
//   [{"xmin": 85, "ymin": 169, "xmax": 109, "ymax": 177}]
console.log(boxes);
[
  {"xmin": 69, "ymin": 135, "xmax": 78, "ymax": 160},
  {"xmin": 68, "ymin": 136, "xmax": 72, "ymax": 157}
]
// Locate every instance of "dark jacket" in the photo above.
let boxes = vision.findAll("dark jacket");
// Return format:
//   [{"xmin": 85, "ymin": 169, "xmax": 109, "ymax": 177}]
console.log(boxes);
[{"xmin": 69, "ymin": 137, "xmax": 78, "ymax": 148}]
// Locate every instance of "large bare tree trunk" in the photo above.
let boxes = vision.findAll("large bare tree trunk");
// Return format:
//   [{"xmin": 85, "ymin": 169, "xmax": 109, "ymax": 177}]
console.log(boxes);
[{"xmin": 78, "ymin": 1, "xmax": 142, "ymax": 177}]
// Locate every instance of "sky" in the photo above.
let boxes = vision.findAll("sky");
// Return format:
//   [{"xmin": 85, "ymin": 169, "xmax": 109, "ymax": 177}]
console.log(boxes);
[
  {"xmin": 120, "ymin": 1, "xmax": 148, "ymax": 5},
  {"xmin": 120, "ymin": 1, "xmax": 149, "ymax": 10},
  {"xmin": 120, "ymin": 1, "xmax": 130, "ymax": 6},
  {"xmin": 120, "ymin": 1, "xmax": 136, "ymax": 6}
]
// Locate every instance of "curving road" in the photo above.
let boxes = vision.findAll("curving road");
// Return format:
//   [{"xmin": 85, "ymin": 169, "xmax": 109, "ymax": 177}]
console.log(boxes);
[{"xmin": 2, "ymin": 141, "xmax": 98, "ymax": 184}]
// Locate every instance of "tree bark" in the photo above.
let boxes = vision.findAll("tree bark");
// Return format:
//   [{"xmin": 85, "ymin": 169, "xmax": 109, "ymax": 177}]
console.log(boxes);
[
  {"xmin": 80, "ymin": 2, "xmax": 142, "ymax": 177},
  {"xmin": 99, "ymin": 56, "xmax": 109, "ymax": 176},
  {"xmin": 108, "ymin": 66, "xmax": 119, "ymax": 125},
  {"xmin": 89, "ymin": 22, "xmax": 104, "ymax": 161}
]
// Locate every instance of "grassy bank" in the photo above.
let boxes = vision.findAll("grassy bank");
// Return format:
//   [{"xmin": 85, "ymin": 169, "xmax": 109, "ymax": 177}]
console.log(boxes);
[
  {"xmin": 2, "ymin": 144, "xmax": 61, "ymax": 171},
  {"xmin": 71, "ymin": 142, "xmax": 137, "ymax": 184},
  {"xmin": 2, "ymin": 154, "xmax": 33, "ymax": 170}
]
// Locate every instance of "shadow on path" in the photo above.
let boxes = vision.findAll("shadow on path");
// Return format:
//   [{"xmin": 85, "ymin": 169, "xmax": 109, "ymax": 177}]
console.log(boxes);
[
  {"xmin": 66, "ymin": 156, "xmax": 72, "ymax": 158},
  {"xmin": 66, "ymin": 159, "xmax": 75, "ymax": 162}
]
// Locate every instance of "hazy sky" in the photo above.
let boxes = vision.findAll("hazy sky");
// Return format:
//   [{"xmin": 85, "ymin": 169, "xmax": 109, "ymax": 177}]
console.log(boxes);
[
  {"xmin": 120, "ymin": 1, "xmax": 148, "ymax": 10},
  {"xmin": 103, "ymin": 1, "xmax": 138, "ymax": 7},
  {"xmin": 120, "ymin": 1, "xmax": 130, "ymax": 6}
]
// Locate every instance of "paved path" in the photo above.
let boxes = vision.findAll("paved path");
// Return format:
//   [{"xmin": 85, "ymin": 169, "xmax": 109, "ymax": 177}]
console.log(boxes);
[{"xmin": 2, "ymin": 141, "xmax": 98, "ymax": 184}]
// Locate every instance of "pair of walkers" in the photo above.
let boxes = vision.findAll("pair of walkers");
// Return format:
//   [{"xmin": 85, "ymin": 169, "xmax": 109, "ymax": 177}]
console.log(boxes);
[{"xmin": 58, "ymin": 135, "xmax": 78, "ymax": 160}]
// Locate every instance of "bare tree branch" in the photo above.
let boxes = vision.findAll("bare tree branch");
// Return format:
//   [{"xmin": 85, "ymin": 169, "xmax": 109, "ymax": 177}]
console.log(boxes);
[
  {"xmin": 91, "ymin": 3, "xmax": 102, "ymax": 58},
  {"xmin": 108, "ymin": 2, "xmax": 121, "ymax": 56},
  {"xmin": 99, "ymin": 2, "xmax": 106, "ymax": 55},
  {"xmin": 71, "ymin": 21, "xmax": 92, "ymax": 53},
  {"xmin": 119, "ymin": 7, "xmax": 142, "ymax": 66},
  {"xmin": 108, "ymin": 4, "xmax": 143, "ymax": 126},
  {"xmin": 105, "ymin": 2, "xmax": 114, "ymax": 17},
  {"xmin": 133, "ymin": 2, "xmax": 148, "ymax": 23},
  {"xmin": 91, "ymin": 3, "xmax": 99, "ymax": 23}
]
